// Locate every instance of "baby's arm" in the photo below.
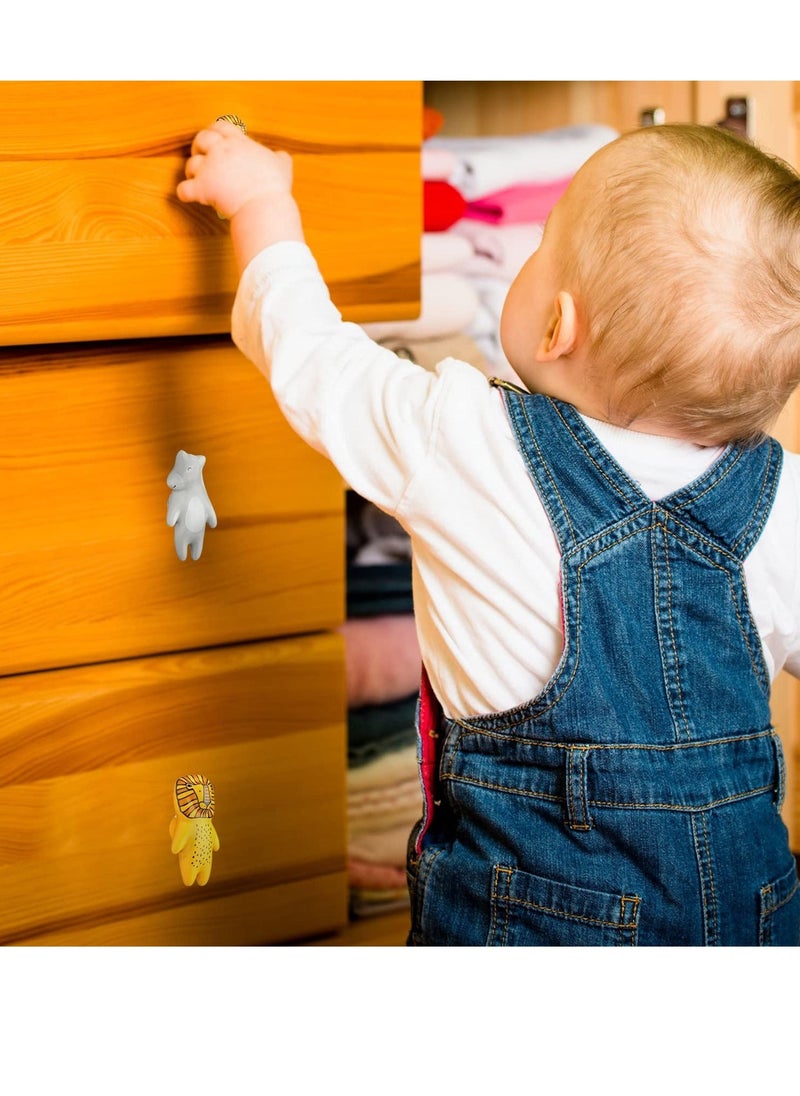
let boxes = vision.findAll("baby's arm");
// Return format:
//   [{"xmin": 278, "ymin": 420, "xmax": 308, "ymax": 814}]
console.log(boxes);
[
  {"xmin": 176, "ymin": 118, "xmax": 455, "ymax": 518},
  {"xmin": 176, "ymin": 119, "xmax": 305, "ymax": 273}
]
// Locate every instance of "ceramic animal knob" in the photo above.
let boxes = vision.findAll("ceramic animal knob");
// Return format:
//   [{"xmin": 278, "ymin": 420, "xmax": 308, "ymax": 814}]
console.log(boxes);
[
  {"xmin": 169, "ymin": 774, "xmax": 220, "ymax": 886},
  {"xmin": 166, "ymin": 450, "xmax": 217, "ymax": 561}
]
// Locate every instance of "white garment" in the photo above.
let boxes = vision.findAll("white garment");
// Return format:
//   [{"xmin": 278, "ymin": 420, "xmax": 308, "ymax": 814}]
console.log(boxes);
[
  {"xmin": 426, "ymin": 124, "xmax": 620, "ymax": 200},
  {"xmin": 232, "ymin": 242, "xmax": 800, "ymax": 719}
]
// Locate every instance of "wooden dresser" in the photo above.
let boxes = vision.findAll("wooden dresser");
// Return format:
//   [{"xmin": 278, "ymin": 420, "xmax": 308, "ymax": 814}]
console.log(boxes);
[{"xmin": 0, "ymin": 81, "xmax": 421, "ymax": 945}]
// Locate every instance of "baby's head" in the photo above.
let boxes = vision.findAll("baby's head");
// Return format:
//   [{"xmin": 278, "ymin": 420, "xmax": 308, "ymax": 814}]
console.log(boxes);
[{"xmin": 500, "ymin": 124, "xmax": 800, "ymax": 445}]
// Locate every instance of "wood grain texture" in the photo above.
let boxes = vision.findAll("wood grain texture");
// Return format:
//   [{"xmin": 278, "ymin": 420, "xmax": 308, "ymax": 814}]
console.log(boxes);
[
  {"xmin": 0, "ymin": 338, "xmax": 345, "ymax": 675},
  {"xmin": 16, "ymin": 873, "xmax": 349, "ymax": 946},
  {"xmin": 301, "ymin": 908, "xmax": 410, "ymax": 947},
  {"xmin": 0, "ymin": 633, "xmax": 348, "ymax": 945},
  {"xmin": 0, "ymin": 81, "xmax": 422, "ymax": 344}
]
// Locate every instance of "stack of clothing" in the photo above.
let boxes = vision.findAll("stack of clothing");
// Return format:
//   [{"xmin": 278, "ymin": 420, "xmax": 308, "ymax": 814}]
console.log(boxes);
[
  {"xmin": 363, "ymin": 106, "xmax": 618, "ymax": 376},
  {"xmin": 340, "ymin": 493, "xmax": 421, "ymax": 919}
]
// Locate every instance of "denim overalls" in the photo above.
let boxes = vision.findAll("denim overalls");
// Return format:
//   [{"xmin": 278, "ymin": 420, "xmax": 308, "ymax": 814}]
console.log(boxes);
[{"xmin": 407, "ymin": 391, "xmax": 800, "ymax": 945}]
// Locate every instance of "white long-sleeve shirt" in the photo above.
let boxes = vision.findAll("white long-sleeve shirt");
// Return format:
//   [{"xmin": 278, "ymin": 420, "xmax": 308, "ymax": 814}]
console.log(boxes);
[{"xmin": 232, "ymin": 241, "xmax": 800, "ymax": 719}]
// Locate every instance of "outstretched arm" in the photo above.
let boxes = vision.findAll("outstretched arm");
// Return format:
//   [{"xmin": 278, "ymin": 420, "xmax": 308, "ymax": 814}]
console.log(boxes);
[{"xmin": 177, "ymin": 119, "xmax": 305, "ymax": 273}]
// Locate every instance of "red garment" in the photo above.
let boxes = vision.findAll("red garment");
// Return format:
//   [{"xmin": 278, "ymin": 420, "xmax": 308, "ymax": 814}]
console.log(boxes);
[{"xmin": 423, "ymin": 179, "xmax": 467, "ymax": 232}]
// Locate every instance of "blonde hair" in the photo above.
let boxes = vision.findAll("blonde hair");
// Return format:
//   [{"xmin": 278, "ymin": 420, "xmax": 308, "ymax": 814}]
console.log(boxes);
[{"xmin": 561, "ymin": 124, "xmax": 800, "ymax": 444}]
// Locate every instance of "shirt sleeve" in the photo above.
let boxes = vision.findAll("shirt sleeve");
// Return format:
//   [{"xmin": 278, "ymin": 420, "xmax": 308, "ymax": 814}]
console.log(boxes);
[{"xmin": 230, "ymin": 241, "xmax": 452, "ymax": 515}]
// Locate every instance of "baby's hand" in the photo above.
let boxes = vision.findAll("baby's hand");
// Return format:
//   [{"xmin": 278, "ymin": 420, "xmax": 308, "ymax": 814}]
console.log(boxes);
[
  {"xmin": 177, "ymin": 118, "xmax": 292, "ymax": 221},
  {"xmin": 178, "ymin": 119, "xmax": 305, "ymax": 270}
]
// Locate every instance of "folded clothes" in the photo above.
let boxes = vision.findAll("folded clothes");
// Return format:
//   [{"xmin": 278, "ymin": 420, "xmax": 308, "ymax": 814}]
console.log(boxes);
[
  {"xmin": 348, "ymin": 738, "xmax": 418, "ymax": 787},
  {"xmin": 338, "ymin": 615, "xmax": 420, "ymax": 709},
  {"xmin": 347, "ymin": 699, "xmax": 418, "ymax": 769},
  {"xmin": 422, "ymin": 145, "xmax": 459, "ymax": 182},
  {"xmin": 349, "ymin": 768, "xmax": 422, "ymax": 817},
  {"xmin": 427, "ymin": 123, "xmax": 619, "ymax": 199},
  {"xmin": 421, "ymin": 230, "xmax": 474, "ymax": 274},
  {"xmin": 452, "ymin": 220, "xmax": 544, "ymax": 283},
  {"xmin": 464, "ymin": 176, "xmax": 572, "ymax": 224},
  {"xmin": 361, "ymin": 271, "xmax": 479, "ymax": 343},
  {"xmin": 350, "ymin": 781, "xmax": 420, "ymax": 838},
  {"xmin": 349, "ymin": 858, "xmax": 407, "ymax": 890},
  {"xmin": 349, "ymin": 887, "xmax": 410, "ymax": 920},
  {"xmin": 346, "ymin": 562, "xmax": 413, "ymax": 619},
  {"xmin": 349, "ymin": 821, "xmax": 419, "ymax": 869}
]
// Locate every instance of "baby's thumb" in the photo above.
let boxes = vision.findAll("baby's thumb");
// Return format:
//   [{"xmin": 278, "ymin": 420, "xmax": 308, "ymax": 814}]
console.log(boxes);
[{"xmin": 176, "ymin": 177, "xmax": 196, "ymax": 204}]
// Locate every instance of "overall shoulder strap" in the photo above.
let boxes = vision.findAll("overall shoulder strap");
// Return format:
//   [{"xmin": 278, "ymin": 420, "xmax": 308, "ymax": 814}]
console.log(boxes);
[
  {"xmin": 493, "ymin": 382, "xmax": 783, "ymax": 561},
  {"xmin": 661, "ymin": 436, "xmax": 783, "ymax": 561},
  {"xmin": 494, "ymin": 385, "xmax": 650, "ymax": 553}
]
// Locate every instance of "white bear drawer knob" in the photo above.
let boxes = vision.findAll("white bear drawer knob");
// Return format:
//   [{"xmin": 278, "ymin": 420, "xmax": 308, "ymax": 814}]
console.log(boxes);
[{"xmin": 166, "ymin": 450, "xmax": 217, "ymax": 561}]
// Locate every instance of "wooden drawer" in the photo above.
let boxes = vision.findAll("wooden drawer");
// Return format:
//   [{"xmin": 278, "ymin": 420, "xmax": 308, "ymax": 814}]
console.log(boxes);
[
  {"xmin": 0, "ymin": 338, "xmax": 344, "ymax": 676},
  {"xmin": 0, "ymin": 632, "xmax": 347, "ymax": 945},
  {"xmin": 0, "ymin": 81, "xmax": 422, "ymax": 346}
]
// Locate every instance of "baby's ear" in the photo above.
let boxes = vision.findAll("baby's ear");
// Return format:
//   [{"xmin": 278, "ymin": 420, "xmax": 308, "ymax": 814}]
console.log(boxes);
[{"xmin": 536, "ymin": 291, "xmax": 578, "ymax": 362}]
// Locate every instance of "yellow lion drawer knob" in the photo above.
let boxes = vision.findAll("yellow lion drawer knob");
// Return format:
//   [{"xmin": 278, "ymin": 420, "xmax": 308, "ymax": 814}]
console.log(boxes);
[{"xmin": 170, "ymin": 774, "xmax": 220, "ymax": 886}]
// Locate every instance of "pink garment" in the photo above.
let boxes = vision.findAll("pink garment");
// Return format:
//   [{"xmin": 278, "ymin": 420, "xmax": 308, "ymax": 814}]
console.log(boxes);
[
  {"xmin": 464, "ymin": 176, "xmax": 572, "ymax": 225},
  {"xmin": 348, "ymin": 858, "xmax": 407, "ymax": 889},
  {"xmin": 337, "ymin": 614, "xmax": 420, "ymax": 708}
]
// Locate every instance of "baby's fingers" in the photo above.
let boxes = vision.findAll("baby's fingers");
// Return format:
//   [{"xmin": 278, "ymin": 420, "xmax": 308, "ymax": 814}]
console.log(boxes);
[
  {"xmin": 176, "ymin": 175, "xmax": 204, "ymax": 205},
  {"xmin": 191, "ymin": 125, "xmax": 225, "ymax": 155}
]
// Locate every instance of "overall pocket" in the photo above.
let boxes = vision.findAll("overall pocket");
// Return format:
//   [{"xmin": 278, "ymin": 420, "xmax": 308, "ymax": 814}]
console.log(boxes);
[
  {"xmin": 488, "ymin": 864, "xmax": 641, "ymax": 946},
  {"xmin": 759, "ymin": 861, "xmax": 800, "ymax": 946}
]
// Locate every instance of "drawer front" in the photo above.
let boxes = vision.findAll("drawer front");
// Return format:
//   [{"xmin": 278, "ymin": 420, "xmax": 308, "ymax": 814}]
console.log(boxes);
[
  {"xmin": 0, "ymin": 633, "xmax": 347, "ymax": 945},
  {"xmin": 0, "ymin": 81, "xmax": 422, "ymax": 345},
  {"xmin": 0, "ymin": 339, "xmax": 344, "ymax": 675}
]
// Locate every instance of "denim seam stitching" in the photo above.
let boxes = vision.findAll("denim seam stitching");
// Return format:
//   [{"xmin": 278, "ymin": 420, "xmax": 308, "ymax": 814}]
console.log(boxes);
[
  {"xmin": 489, "ymin": 865, "xmax": 513, "ymax": 946},
  {"xmin": 517, "ymin": 397, "xmax": 577, "ymax": 548},
  {"xmin": 412, "ymin": 847, "xmax": 442, "ymax": 943},
  {"xmin": 692, "ymin": 819, "xmax": 718, "ymax": 946},
  {"xmin": 590, "ymin": 785, "xmax": 774, "ymax": 810},
  {"xmin": 759, "ymin": 883, "xmax": 773, "ymax": 946},
  {"xmin": 620, "ymin": 895, "xmax": 641, "ymax": 946},
  {"xmin": 773, "ymin": 732, "xmax": 787, "ymax": 809},
  {"xmin": 660, "ymin": 521, "xmax": 691, "ymax": 741},
  {"xmin": 449, "ymin": 726, "xmax": 775, "ymax": 750},
  {"xmin": 566, "ymin": 746, "xmax": 592, "ymax": 831},
  {"xmin": 669, "ymin": 447, "xmax": 745, "ymax": 511},
  {"xmin": 773, "ymin": 876, "xmax": 800, "ymax": 913},
  {"xmin": 659, "ymin": 521, "xmax": 766, "ymax": 684},
  {"xmin": 761, "ymin": 875, "xmax": 800, "ymax": 916},
  {"xmin": 502, "ymin": 894, "xmax": 640, "ymax": 931},
  {"xmin": 441, "ymin": 771, "xmax": 775, "ymax": 811},
  {"xmin": 551, "ymin": 401, "xmax": 649, "ymax": 505},
  {"xmin": 729, "ymin": 440, "xmax": 779, "ymax": 554}
]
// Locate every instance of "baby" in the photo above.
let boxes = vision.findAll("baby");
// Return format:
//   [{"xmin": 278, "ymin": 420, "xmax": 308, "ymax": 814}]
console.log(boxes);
[{"xmin": 179, "ymin": 119, "xmax": 800, "ymax": 946}]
